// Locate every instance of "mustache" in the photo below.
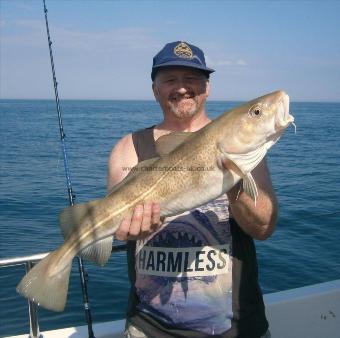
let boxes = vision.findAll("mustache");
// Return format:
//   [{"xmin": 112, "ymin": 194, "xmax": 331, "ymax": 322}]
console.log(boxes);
[{"xmin": 169, "ymin": 92, "xmax": 195, "ymax": 101}]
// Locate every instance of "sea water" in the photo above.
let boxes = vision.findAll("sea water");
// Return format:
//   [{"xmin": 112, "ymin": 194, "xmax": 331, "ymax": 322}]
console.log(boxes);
[{"xmin": 0, "ymin": 99, "xmax": 339, "ymax": 336}]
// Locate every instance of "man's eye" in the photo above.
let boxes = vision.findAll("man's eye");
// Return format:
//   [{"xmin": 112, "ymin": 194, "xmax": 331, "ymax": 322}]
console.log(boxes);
[{"xmin": 186, "ymin": 76, "xmax": 198, "ymax": 81}]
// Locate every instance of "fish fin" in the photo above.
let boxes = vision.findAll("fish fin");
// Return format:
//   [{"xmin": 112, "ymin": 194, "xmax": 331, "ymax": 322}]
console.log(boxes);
[
  {"xmin": 221, "ymin": 146, "xmax": 262, "ymax": 205},
  {"xmin": 59, "ymin": 200, "xmax": 114, "ymax": 265},
  {"xmin": 221, "ymin": 158, "xmax": 244, "ymax": 177},
  {"xmin": 155, "ymin": 131, "xmax": 195, "ymax": 156},
  {"xmin": 108, "ymin": 157, "xmax": 160, "ymax": 195},
  {"xmin": 79, "ymin": 236, "xmax": 113, "ymax": 266},
  {"xmin": 243, "ymin": 173, "xmax": 258, "ymax": 205},
  {"xmin": 221, "ymin": 144, "xmax": 267, "ymax": 175},
  {"xmin": 16, "ymin": 249, "xmax": 72, "ymax": 312},
  {"xmin": 222, "ymin": 157, "xmax": 259, "ymax": 204},
  {"xmin": 59, "ymin": 199, "xmax": 103, "ymax": 239}
]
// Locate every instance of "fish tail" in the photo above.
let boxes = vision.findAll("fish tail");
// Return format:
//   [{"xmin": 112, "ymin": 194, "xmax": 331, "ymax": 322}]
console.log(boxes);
[{"xmin": 16, "ymin": 249, "xmax": 72, "ymax": 312}]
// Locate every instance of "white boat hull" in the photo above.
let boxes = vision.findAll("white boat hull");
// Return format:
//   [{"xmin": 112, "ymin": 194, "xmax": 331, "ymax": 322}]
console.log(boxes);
[
  {"xmin": 264, "ymin": 279, "xmax": 340, "ymax": 338},
  {"xmin": 8, "ymin": 279, "xmax": 340, "ymax": 338}
]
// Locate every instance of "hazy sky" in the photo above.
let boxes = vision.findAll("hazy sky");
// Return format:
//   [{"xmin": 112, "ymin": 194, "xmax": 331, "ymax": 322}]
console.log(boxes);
[{"xmin": 1, "ymin": 0, "xmax": 340, "ymax": 101}]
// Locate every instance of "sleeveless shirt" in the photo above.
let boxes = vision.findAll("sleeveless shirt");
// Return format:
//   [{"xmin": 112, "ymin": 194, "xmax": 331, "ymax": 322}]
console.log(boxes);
[{"xmin": 125, "ymin": 126, "xmax": 268, "ymax": 338}]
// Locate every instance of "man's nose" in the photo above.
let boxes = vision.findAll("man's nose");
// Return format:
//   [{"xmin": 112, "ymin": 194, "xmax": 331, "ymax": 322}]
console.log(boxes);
[
  {"xmin": 174, "ymin": 79, "xmax": 189, "ymax": 94},
  {"xmin": 177, "ymin": 86, "xmax": 187, "ymax": 94}
]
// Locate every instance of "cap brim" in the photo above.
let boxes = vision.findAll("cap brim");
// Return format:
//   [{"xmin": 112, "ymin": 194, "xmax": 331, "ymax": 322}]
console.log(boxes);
[{"xmin": 151, "ymin": 61, "xmax": 215, "ymax": 80}]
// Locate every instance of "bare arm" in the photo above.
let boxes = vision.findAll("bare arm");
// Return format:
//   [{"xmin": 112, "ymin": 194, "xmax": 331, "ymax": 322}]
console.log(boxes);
[
  {"xmin": 107, "ymin": 134, "xmax": 161, "ymax": 241},
  {"xmin": 107, "ymin": 134, "xmax": 138, "ymax": 191},
  {"xmin": 227, "ymin": 158, "xmax": 278, "ymax": 240}
]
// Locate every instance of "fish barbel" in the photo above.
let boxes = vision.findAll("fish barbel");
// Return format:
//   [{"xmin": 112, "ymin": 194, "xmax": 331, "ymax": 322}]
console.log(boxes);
[{"xmin": 17, "ymin": 90, "xmax": 294, "ymax": 311}]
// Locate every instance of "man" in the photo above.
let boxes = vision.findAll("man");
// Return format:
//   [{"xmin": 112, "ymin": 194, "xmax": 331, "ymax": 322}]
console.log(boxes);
[{"xmin": 107, "ymin": 41, "xmax": 276, "ymax": 338}]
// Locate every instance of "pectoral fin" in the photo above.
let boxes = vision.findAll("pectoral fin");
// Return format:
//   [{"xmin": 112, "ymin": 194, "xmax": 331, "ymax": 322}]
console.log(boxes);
[
  {"xmin": 242, "ymin": 173, "xmax": 258, "ymax": 205},
  {"xmin": 222, "ymin": 158, "xmax": 259, "ymax": 205},
  {"xmin": 220, "ymin": 145, "xmax": 266, "ymax": 205},
  {"xmin": 220, "ymin": 144, "xmax": 267, "ymax": 174}
]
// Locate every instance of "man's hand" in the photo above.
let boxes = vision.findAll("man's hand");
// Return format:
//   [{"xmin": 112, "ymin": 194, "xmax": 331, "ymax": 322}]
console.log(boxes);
[{"xmin": 115, "ymin": 202, "xmax": 163, "ymax": 241}]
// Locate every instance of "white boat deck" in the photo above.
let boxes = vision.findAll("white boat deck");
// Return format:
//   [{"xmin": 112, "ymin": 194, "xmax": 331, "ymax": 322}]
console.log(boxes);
[
  {"xmin": 264, "ymin": 279, "xmax": 340, "ymax": 338},
  {"xmin": 9, "ymin": 320, "xmax": 126, "ymax": 338},
  {"xmin": 8, "ymin": 279, "xmax": 340, "ymax": 338}
]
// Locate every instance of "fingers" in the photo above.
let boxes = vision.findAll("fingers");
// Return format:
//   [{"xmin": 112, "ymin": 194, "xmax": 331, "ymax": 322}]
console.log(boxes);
[
  {"xmin": 130, "ymin": 204, "xmax": 145, "ymax": 237},
  {"xmin": 140, "ymin": 202, "xmax": 153, "ymax": 234},
  {"xmin": 115, "ymin": 202, "xmax": 162, "ymax": 241},
  {"xmin": 151, "ymin": 202, "xmax": 161, "ymax": 226},
  {"xmin": 115, "ymin": 213, "xmax": 132, "ymax": 241}
]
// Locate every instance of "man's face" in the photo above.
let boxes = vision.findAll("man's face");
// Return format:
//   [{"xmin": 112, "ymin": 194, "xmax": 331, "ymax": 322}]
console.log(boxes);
[{"xmin": 152, "ymin": 67, "xmax": 210, "ymax": 119}]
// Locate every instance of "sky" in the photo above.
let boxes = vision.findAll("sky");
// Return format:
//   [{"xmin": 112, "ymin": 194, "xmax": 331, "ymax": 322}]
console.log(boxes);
[{"xmin": 1, "ymin": 0, "xmax": 340, "ymax": 101}]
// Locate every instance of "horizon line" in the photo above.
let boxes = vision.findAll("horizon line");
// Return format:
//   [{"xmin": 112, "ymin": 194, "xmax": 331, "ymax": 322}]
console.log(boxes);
[{"xmin": 1, "ymin": 97, "xmax": 339, "ymax": 104}]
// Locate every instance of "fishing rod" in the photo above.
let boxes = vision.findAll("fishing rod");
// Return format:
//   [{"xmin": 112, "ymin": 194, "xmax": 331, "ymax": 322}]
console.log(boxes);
[{"xmin": 42, "ymin": 1, "xmax": 95, "ymax": 337}]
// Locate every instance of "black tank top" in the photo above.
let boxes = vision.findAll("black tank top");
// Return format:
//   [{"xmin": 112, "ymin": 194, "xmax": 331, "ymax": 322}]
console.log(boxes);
[{"xmin": 125, "ymin": 126, "xmax": 268, "ymax": 338}]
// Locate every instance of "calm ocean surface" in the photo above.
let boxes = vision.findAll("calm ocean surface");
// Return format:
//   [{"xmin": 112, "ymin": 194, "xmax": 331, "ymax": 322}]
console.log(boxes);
[{"xmin": 0, "ymin": 99, "xmax": 339, "ymax": 336}]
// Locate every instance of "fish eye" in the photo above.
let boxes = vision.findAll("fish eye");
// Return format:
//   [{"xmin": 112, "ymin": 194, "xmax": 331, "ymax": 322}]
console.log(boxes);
[{"xmin": 249, "ymin": 105, "xmax": 263, "ymax": 118}]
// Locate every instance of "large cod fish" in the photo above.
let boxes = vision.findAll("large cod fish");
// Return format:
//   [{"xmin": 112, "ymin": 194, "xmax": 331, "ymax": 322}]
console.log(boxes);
[{"xmin": 17, "ymin": 90, "xmax": 294, "ymax": 312}]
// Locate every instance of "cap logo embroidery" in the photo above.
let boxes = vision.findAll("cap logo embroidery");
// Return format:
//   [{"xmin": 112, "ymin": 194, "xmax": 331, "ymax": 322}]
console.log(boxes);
[{"xmin": 174, "ymin": 42, "xmax": 193, "ymax": 59}]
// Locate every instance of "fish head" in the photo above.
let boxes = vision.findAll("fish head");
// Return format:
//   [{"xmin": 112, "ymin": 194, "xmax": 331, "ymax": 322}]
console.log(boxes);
[{"xmin": 220, "ymin": 90, "xmax": 294, "ymax": 154}]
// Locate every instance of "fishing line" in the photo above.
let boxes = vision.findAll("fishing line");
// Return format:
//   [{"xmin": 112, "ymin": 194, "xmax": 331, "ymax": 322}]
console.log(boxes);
[{"xmin": 42, "ymin": 1, "xmax": 95, "ymax": 337}]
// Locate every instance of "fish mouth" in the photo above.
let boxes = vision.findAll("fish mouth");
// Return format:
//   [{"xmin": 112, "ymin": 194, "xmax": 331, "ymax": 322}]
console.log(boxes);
[{"xmin": 275, "ymin": 92, "xmax": 294, "ymax": 130}]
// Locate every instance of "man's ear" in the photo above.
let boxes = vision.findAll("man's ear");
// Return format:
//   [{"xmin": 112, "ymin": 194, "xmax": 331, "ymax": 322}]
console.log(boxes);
[
  {"xmin": 152, "ymin": 83, "xmax": 160, "ymax": 101},
  {"xmin": 206, "ymin": 80, "xmax": 211, "ymax": 97}
]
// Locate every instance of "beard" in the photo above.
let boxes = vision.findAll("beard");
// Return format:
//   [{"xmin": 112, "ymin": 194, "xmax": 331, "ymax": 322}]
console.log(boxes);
[{"xmin": 167, "ymin": 94, "xmax": 202, "ymax": 119}]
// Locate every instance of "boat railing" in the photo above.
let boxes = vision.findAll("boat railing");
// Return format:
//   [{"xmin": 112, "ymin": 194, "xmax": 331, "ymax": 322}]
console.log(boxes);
[{"xmin": 0, "ymin": 243, "xmax": 127, "ymax": 338}]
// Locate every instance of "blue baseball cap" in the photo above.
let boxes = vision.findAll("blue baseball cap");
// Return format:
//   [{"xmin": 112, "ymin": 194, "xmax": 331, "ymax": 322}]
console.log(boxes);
[{"xmin": 151, "ymin": 41, "xmax": 215, "ymax": 80}]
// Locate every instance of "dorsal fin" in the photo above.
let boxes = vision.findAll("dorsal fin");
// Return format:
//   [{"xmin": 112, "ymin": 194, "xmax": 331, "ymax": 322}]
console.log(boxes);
[{"xmin": 155, "ymin": 131, "xmax": 194, "ymax": 156}]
